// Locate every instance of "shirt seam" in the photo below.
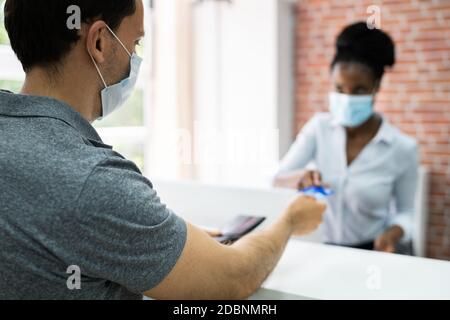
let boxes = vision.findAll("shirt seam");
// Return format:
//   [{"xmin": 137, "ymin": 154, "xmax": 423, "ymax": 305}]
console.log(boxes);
[{"xmin": 72, "ymin": 152, "xmax": 110, "ymax": 211}]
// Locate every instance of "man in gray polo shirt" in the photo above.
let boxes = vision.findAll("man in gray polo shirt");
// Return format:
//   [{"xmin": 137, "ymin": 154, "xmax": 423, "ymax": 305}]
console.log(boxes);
[{"xmin": 0, "ymin": 0, "xmax": 326, "ymax": 300}]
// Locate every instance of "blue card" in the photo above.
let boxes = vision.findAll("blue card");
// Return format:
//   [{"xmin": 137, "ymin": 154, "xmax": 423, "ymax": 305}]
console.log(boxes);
[{"xmin": 299, "ymin": 186, "xmax": 334, "ymax": 199}]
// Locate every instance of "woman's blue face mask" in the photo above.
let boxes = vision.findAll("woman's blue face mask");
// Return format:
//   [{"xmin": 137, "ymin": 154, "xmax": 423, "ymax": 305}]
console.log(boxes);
[{"xmin": 329, "ymin": 92, "xmax": 374, "ymax": 128}]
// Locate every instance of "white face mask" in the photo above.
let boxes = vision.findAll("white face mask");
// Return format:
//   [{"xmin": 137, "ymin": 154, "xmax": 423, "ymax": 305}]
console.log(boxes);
[
  {"xmin": 329, "ymin": 92, "xmax": 374, "ymax": 128},
  {"xmin": 88, "ymin": 25, "xmax": 143, "ymax": 120}
]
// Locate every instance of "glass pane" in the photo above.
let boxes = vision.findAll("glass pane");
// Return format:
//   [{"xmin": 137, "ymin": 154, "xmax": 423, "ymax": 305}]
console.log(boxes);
[
  {"xmin": 0, "ymin": 80, "xmax": 22, "ymax": 93},
  {"xmin": 112, "ymin": 142, "xmax": 145, "ymax": 172},
  {"xmin": 93, "ymin": 7, "xmax": 147, "ymax": 129},
  {"xmin": 94, "ymin": 89, "xmax": 144, "ymax": 128},
  {"xmin": 0, "ymin": 0, "xmax": 8, "ymax": 45}
]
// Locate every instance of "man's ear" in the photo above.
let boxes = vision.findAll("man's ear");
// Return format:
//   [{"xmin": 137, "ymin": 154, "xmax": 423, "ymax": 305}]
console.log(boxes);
[{"xmin": 86, "ymin": 21, "xmax": 110, "ymax": 64}]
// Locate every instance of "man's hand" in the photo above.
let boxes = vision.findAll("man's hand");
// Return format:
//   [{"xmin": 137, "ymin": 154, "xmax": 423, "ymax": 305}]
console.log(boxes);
[
  {"xmin": 374, "ymin": 226, "xmax": 404, "ymax": 253},
  {"xmin": 283, "ymin": 195, "xmax": 326, "ymax": 236},
  {"xmin": 145, "ymin": 196, "xmax": 326, "ymax": 300}
]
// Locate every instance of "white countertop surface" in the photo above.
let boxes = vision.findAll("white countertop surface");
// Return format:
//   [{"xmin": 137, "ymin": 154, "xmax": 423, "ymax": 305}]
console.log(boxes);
[
  {"xmin": 256, "ymin": 240, "xmax": 450, "ymax": 300},
  {"xmin": 152, "ymin": 179, "xmax": 450, "ymax": 300}
]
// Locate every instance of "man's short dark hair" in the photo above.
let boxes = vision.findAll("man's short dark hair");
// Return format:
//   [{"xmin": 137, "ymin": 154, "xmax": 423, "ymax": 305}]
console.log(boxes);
[{"xmin": 4, "ymin": 0, "xmax": 136, "ymax": 72}]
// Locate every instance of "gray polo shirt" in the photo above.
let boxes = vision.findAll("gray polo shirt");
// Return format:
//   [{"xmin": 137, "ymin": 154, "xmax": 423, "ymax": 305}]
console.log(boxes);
[{"xmin": 0, "ymin": 90, "xmax": 187, "ymax": 300}]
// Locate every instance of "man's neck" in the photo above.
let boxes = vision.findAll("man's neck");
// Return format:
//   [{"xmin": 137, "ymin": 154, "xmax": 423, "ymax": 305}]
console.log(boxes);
[{"xmin": 20, "ymin": 67, "xmax": 98, "ymax": 123}]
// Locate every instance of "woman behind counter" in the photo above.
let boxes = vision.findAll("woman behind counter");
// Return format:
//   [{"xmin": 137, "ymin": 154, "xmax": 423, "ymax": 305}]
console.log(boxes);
[{"xmin": 274, "ymin": 22, "xmax": 419, "ymax": 253}]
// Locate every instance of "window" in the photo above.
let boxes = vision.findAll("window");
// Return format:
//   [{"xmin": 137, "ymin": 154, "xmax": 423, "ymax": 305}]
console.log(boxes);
[
  {"xmin": 1, "ymin": 0, "xmax": 295, "ymax": 188},
  {"xmin": 0, "ymin": 0, "xmax": 25, "ymax": 92},
  {"xmin": 0, "ymin": 0, "xmax": 153, "ymax": 173},
  {"xmin": 94, "ymin": 0, "xmax": 154, "ymax": 172},
  {"xmin": 149, "ymin": 0, "xmax": 296, "ymax": 188}
]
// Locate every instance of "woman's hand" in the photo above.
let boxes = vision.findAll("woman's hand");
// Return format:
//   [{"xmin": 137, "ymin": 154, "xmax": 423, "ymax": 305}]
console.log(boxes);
[
  {"xmin": 374, "ymin": 226, "xmax": 404, "ymax": 253},
  {"xmin": 273, "ymin": 170, "xmax": 325, "ymax": 190},
  {"xmin": 297, "ymin": 170, "xmax": 324, "ymax": 190},
  {"xmin": 374, "ymin": 234, "xmax": 396, "ymax": 253}
]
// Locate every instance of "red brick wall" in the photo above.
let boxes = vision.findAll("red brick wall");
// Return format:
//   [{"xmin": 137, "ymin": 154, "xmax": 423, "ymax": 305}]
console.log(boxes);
[{"xmin": 294, "ymin": 0, "xmax": 450, "ymax": 260}]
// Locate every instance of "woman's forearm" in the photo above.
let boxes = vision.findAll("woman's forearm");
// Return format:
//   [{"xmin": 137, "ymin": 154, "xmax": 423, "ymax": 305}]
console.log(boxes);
[{"xmin": 273, "ymin": 169, "xmax": 305, "ymax": 189}]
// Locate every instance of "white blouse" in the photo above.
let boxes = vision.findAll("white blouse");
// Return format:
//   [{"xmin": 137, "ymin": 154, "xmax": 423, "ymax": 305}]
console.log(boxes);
[{"xmin": 276, "ymin": 113, "xmax": 419, "ymax": 245}]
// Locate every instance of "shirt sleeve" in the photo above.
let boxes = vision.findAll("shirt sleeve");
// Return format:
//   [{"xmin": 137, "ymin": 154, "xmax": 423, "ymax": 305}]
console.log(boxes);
[
  {"xmin": 388, "ymin": 142, "xmax": 419, "ymax": 243},
  {"xmin": 275, "ymin": 114, "xmax": 319, "ymax": 176},
  {"xmin": 70, "ymin": 156, "xmax": 187, "ymax": 294}
]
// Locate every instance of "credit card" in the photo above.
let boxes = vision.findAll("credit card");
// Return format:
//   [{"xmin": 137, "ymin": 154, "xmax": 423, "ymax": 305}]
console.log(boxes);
[{"xmin": 299, "ymin": 186, "xmax": 334, "ymax": 199}]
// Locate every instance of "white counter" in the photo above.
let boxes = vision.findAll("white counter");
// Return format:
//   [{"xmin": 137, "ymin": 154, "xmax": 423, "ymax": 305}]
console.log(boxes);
[
  {"xmin": 257, "ymin": 240, "xmax": 450, "ymax": 300},
  {"xmin": 152, "ymin": 179, "xmax": 450, "ymax": 300}
]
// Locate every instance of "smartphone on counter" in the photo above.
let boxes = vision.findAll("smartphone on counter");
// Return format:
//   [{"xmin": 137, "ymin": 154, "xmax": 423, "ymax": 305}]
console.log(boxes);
[{"xmin": 214, "ymin": 215, "xmax": 266, "ymax": 245}]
